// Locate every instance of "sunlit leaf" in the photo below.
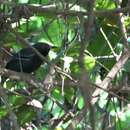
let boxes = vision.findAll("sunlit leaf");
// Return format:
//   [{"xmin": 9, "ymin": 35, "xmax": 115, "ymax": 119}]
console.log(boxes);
[
  {"xmin": 84, "ymin": 55, "xmax": 95, "ymax": 71},
  {"xmin": 78, "ymin": 96, "xmax": 84, "ymax": 109}
]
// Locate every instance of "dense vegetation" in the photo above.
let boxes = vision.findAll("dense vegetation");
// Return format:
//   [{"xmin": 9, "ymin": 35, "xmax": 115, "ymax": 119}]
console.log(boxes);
[{"xmin": 0, "ymin": 0, "xmax": 130, "ymax": 130}]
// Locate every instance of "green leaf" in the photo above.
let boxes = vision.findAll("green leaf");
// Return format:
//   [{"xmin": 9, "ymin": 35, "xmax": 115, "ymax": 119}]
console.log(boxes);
[
  {"xmin": 96, "ymin": 0, "xmax": 115, "ymax": 9},
  {"xmin": 18, "ymin": 0, "xmax": 29, "ymax": 3},
  {"xmin": 77, "ymin": 96, "xmax": 84, "ymax": 109},
  {"xmin": 52, "ymin": 87, "xmax": 63, "ymax": 102},
  {"xmin": 84, "ymin": 55, "xmax": 95, "ymax": 71},
  {"xmin": 16, "ymin": 105, "xmax": 36, "ymax": 125},
  {"xmin": 0, "ymin": 106, "xmax": 8, "ymax": 118},
  {"xmin": 9, "ymin": 95, "xmax": 27, "ymax": 107}
]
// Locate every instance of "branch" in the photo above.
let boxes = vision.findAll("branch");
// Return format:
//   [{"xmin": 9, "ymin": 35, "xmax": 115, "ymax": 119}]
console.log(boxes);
[
  {"xmin": 10, "ymin": 29, "xmax": 51, "ymax": 65},
  {"xmin": 20, "ymin": 5, "xmax": 130, "ymax": 17},
  {"xmin": 91, "ymin": 0, "xmax": 130, "ymax": 105},
  {"xmin": 1, "ymin": 68, "xmax": 45, "ymax": 90},
  {"xmin": 1, "ymin": 68, "xmax": 71, "ymax": 114},
  {"xmin": 116, "ymin": 0, "xmax": 129, "ymax": 49},
  {"xmin": 0, "ymin": 1, "xmax": 130, "ymax": 18},
  {"xmin": 92, "ymin": 50, "xmax": 130, "ymax": 104},
  {"xmin": 74, "ymin": 0, "xmax": 95, "ymax": 129}
]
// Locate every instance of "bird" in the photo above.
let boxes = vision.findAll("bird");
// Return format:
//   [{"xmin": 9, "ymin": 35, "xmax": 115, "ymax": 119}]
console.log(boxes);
[
  {"xmin": 5, "ymin": 42, "xmax": 51, "ymax": 73},
  {"xmin": 0, "ymin": 43, "xmax": 51, "ymax": 129}
]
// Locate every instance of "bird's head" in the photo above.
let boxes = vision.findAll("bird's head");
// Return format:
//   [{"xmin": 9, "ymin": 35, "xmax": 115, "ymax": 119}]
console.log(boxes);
[
  {"xmin": 34, "ymin": 42, "xmax": 58, "ymax": 57},
  {"xmin": 34, "ymin": 42, "xmax": 51, "ymax": 56}
]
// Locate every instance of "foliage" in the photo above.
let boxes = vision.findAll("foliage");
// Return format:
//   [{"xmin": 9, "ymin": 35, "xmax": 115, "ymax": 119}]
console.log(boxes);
[{"xmin": 0, "ymin": 0, "xmax": 130, "ymax": 130}]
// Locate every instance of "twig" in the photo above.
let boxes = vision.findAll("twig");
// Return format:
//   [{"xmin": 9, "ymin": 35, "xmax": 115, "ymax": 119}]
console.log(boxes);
[
  {"xmin": 116, "ymin": 0, "xmax": 129, "ymax": 49},
  {"xmin": 100, "ymin": 27, "xmax": 118, "ymax": 58},
  {"xmin": 10, "ymin": 29, "xmax": 51, "ymax": 65}
]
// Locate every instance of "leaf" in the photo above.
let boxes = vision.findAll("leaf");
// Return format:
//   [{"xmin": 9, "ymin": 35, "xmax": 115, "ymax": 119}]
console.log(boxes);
[
  {"xmin": 16, "ymin": 105, "xmax": 36, "ymax": 125},
  {"xmin": 77, "ymin": 96, "xmax": 84, "ymax": 109},
  {"xmin": 9, "ymin": 95, "xmax": 27, "ymax": 107},
  {"xmin": 96, "ymin": 0, "xmax": 115, "ymax": 9},
  {"xmin": 0, "ymin": 106, "xmax": 8, "ymax": 118},
  {"xmin": 52, "ymin": 87, "xmax": 63, "ymax": 102},
  {"xmin": 84, "ymin": 55, "xmax": 95, "ymax": 71}
]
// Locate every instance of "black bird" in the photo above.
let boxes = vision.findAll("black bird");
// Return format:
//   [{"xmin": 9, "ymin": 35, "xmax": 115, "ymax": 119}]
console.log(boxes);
[
  {"xmin": 0, "ymin": 43, "xmax": 51, "ymax": 129},
  {"xmin": 5, "ymin": 43, "xmax": 51, "ymax": 73}
]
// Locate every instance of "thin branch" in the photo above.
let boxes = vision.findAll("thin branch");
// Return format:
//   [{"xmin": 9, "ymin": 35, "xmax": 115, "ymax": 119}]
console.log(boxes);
[
  {"xmin": 116, "ymin": 0, "xmax": 129, "ymax": 49},
  {"xmin": 10, "ymin": 29, "xmax": 51, "ymax": 65},
  {"xmin": 92, "ymin": 83, "xmax": 129, "ymax": 103},
  {"xmin": 100, "ymin": 27, "xmax": 118, "ymax": 58}
]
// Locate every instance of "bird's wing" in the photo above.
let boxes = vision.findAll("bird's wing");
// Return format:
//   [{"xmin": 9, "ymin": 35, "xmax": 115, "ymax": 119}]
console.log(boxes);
[{"xmin": 13, "ymin": 48, "xmax": 35, "ymax": 60}]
